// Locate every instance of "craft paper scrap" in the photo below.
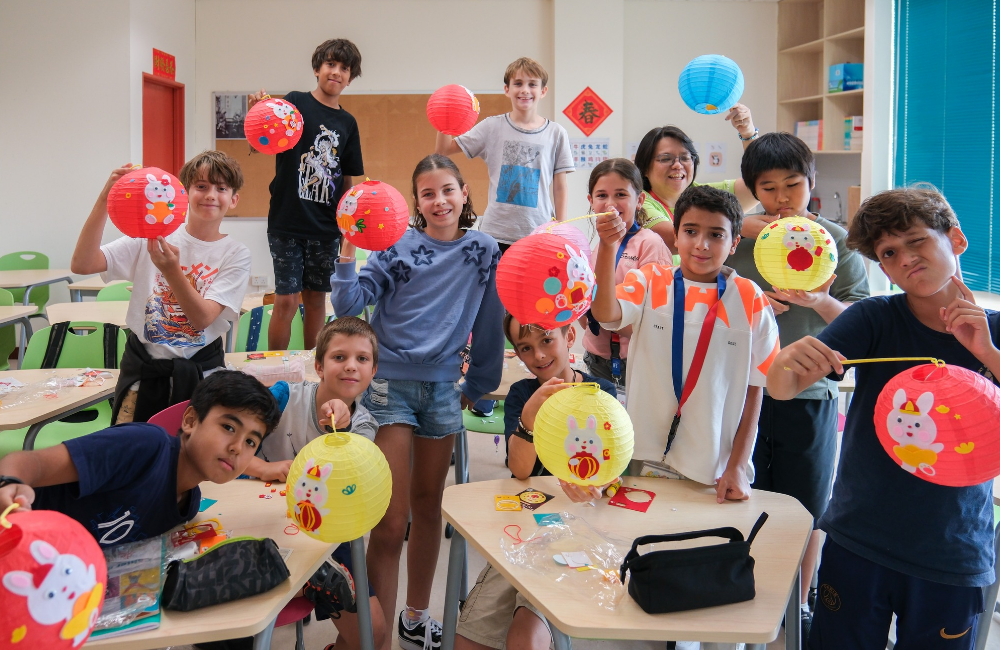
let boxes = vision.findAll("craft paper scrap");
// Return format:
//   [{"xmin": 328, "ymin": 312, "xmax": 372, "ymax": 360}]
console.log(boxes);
[
  {"xmin": 517, "ymin": 488, "xmax": 554, "ymax": 510},
  {"xmin": 534, "ymin": 513, "xmax": 564, "ymax": 526},
  {"xmin": 562, "ymin": 551, "xmax": 592, "ymax": 568},
  {"xmin": 495, "ymin": 495, "xmax": 523, "ymax": 511},
  {"xmin": 198, "ymin": 498, "xmax": 218, "ymax": 513},
  {"xmin": 608, "ymin": 487, "xmax": 656, "ymax": 513}
]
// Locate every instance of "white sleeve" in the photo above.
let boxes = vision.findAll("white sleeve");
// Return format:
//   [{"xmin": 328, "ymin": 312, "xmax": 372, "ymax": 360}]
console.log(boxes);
[
  {"xmin": 454, "ymin": 116, "xmax": 493, "ymax": 160},
  {"xmin": 598, "ymin": 265, "xmax": 652, "ymax": 332},
  {"xmin": 100, "ymin": 237, "xmax": 143, "ymax": 283},
  {"xmin": 748, "ymin": 285, "xmax": 780, "ymax": 386},
  {"xmin": 203, "ymin": 244, "xmax": 252, "ymax": 322}
]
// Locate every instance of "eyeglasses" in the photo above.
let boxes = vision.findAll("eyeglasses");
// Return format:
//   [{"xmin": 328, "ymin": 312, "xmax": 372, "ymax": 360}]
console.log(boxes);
[{"xmin": 654, "ymin": 154, "xmax": 693, "ymax": 166}]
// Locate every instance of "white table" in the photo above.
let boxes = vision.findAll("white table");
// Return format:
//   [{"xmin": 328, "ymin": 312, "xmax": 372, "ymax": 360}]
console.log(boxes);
[
  {"xmin": 0, "ymin": 269, "xmax": 74, "ymax": 355},
  {"xmin": 46, "ymin": 301, "xmax": 129, "ymax": 328},
  {"xmin": 68, "ymin": 277, "xmax": 131, "ymax": 301},
  {"xmin": 0, "ymin": 305, "xmax": 37, "ymax": 365}
]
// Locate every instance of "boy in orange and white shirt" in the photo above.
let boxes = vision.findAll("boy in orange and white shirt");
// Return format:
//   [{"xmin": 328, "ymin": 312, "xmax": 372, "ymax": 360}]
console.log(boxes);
[{"xmin": 592, "ymin": 184, "xmax": 779, "ymax": 504}]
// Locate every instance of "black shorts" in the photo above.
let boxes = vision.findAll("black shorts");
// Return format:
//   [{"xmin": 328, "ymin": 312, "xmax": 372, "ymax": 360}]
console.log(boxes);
[
  {"xmin": 267, "ymin": 234, "xmax": 338, "ymax": 294},
  {"xmin": 751, "ymin": 395, "xmax": 837, "ymax": 526}
]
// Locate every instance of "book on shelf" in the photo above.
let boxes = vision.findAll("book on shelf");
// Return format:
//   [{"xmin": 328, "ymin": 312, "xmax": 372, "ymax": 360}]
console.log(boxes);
[
  {"xmin": 845, "ymin": 115, "xmax": 863, "ymax": 151},
  {"xmin": 795, "ymin": 119, "xmax": 823, "ymax": 151}
]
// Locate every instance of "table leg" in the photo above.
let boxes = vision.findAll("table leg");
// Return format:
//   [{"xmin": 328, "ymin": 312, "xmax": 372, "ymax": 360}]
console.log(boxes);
[
  {"xmin": 15, "ymin": 316, "xmax": 31, "ymax": 367},
  {"xmin": 351, "ymin": 537, "xmax": 376, "ymax": 650},
  {"xmin": 71, "ymin": 289, "xmax": 81, "ymax": 302},
  {"xmin": 226, "ymin": 319, "xmax": 236, "ymax": 353},
  {"xmin": 450, "ymin": 431, "xmax": 468, "ymax": 593},
  {"xmin": 441, "ymin": 529, "xmax": 467, "ymax": 650},
  {"xmin": 551, "ymin": 626, "xmax": 573, "ymax": 650},
  {"xmin": 785, "ymin": 568, "xmax": 801, "ymax": 650},
  {"xmin": 252, "ymin": 617, "xmax": 277, "ymax": 650}
]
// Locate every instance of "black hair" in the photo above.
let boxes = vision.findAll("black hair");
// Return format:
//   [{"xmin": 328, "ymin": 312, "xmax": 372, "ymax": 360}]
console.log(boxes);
[
  {"xmin": 188, "ymin": 370, "xmax": 281, "ymax": 436},
  {"xmin": 674, "ymin": 185, "xmax": 744, "ymax": 239},
  {"xmin": 634, "ymin": 126, "xmax": 700, "ymax": 191},
  {"xmin": 311, "ymin": 39, "xmax": 362, "ymax": 80},
  {"xmin": 740, "ymin": 132, "xmax": 816, "ymax": 199}
]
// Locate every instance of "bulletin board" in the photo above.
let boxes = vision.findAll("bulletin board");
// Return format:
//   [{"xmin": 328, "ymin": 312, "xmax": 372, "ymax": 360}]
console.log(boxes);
[{"xmin": 218, "ymin": 92, "xmax": 510, "ymax": 218}]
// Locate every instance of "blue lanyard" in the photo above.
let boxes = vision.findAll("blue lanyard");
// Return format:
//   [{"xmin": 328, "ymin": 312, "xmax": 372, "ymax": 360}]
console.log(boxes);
[
  {"xmin": 615, "ymin": 220, "xmax": 641, "ymax": 268},
  {"xmin": 586, "ymin": 220, "xmax": 641, "ymax": 340},
  {"xmin": 667, "ymin": 267, "xmax": 726, "ymax": 455}
]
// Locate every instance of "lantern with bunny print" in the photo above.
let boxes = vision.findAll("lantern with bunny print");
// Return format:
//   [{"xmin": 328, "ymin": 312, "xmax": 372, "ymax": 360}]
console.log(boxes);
[
  {"xmin": 106, "ymin": 167, "xmax": 188, "ymax": 239},
  {"xmin": 244, "ymin": 95, "xmax": 303, "ymax": 155}
]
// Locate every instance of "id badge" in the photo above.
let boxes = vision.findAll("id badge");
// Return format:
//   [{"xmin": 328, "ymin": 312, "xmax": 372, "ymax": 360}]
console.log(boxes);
[{"xmin": 615, "ymin": 383, "xmax": 627, "ymax": 408}]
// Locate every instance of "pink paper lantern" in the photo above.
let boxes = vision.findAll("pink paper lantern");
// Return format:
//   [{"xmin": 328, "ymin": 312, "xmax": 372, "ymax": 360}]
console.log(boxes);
[
  {"xmin": 0, "ymin": 509, "xmax": 107, "ymax": 649},
  {"xmin": 336, "ymin": 180, "xmax": 409, "ymax": 251},
  {"xmin": 874, "ymin": 362, "xmax": 1000, "ymax": 487},
  {"xmin": 107, "ymin": 167, "xmax": 188, "ymax": 239},
  {"xmin": 244, "ymin": 96, "xmax": 304, "ymax": 155},
  {"xmin": 530, "ymin": 222, "xmax": 592, "ymax": 262},
  {"xmin": 426, "ymin": 85, "xmax": 480, "ymax": 136},
  {"xmin": 496, "ymin": 233, "xmax": 596, "ymax": 330}
]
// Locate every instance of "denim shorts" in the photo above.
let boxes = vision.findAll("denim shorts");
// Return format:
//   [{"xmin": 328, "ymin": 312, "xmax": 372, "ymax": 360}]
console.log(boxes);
[
  {"xmin": 361, "ymin": 378, "xmax": 464, "ymax": 439},
  {"xmin": 267, "ymin": 234, "xmax": 338, "ymax": 294}
]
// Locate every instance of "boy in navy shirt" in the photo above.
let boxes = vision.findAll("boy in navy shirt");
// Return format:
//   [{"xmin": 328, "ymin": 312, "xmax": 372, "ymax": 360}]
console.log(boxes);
[
  {"xmin": 0, "ymin": 371, "xmax": 280, "ymax": 547},
  {"xmin": 767, "ymin": 187, "xmax": 1000, "ymax": 649}
]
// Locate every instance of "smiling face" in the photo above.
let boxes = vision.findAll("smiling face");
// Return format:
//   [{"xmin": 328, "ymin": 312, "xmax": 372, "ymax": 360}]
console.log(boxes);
[
  {"xmin": 315, "ymin": 333, "xmax": 376, "ymax": 403},
  {"xmin": 753, "ymin": 169, "xmax": 813, "ymax": 218},
  {"xmin": 415, "ymin": 168, "xmax": 468, "ymax": 239},
  {"xmin": 509, "ymin": 319, "xmax": 575, "ymax": 383},
  {"xmin": 504, "ymin": 71, "xmax": 547, "ymax": 115},
  {"xmin": 873, "ymin": 224, "xmax": 967, "ymax": 297},
  {"xmin": 186, "ymin": 168, "xmax": 238, "ymax": 223},
  {"xmin": 646, "ymin": 136, "xmax": 696, "ymax": 199},
  {"xmin": 314, "ymin": 59, "xmax": 352, "ymax": 98},
  {"xmin": 588, "ymin": 172, "xmax": 644, "ymax": 230},
  {"xmin": 675, "ymin": 206, "xmax": 739, "ymax": 282},
  {"xmin": 180, "ymin": 405, "xmax": 266, "ymax": 483}
]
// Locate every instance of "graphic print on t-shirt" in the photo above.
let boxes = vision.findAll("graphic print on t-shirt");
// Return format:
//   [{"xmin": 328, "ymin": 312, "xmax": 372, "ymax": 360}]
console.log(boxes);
[
  {"xmin": 145, "ymin": 263, "xmax": 219, "ymax": 346},
  {"xmin": 298, "ymin": 125, "xmax": 342, "ymax": 205},
  {"xmin": 497, "ymin": 140, "xmax": 541, "ymax": 208}
]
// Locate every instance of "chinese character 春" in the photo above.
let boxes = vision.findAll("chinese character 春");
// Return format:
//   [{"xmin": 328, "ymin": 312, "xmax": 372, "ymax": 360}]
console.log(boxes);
[{"xmin": 578, "ymin": 101, "xmax": 600, "ymax": 124}]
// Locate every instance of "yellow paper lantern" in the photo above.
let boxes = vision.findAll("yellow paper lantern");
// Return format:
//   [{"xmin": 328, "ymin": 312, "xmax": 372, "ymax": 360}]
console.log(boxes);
[
  {"xmin": 285, "ymin": 432, "xmax": 392, "ymax": 544},
  {"xmin": 533, "ymin": 383, "xmax": 634, "ymax": 486},
  {"xmin": 753, "ymin": 215, "xmax": 838, "ymax": 291}
]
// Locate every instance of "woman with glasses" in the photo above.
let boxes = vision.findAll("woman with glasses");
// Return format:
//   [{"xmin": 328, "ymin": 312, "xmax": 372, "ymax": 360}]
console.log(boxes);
[{"xmin": 633, "ymin": 104, "xmax": 761, "ymax": 252}]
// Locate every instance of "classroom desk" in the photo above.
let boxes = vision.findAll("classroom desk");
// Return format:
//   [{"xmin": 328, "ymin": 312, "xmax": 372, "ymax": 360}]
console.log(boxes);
[
  {"xmin": 241, "ymin": 294, "xmax": 336, "ymax": 318},
  {"xmin": 46, "ymin": 301, "xmax": 130, "ymax": 328},
  {"xmin": 225, "ymin": 351, "xmax": 320, "ymax": 382},
  {"xmin": 68, "ymin": 277, "xmax": 131, "ymax": 301},
  {"xmin": 85, "ymin": 479, "xmax": 377, "ymax": 650},
  {"xmin": 0, "ymin": 369, "xmax": 119, "ymax": 450},
  {"xmin": 0, "ymin": 305, "xmax": 36, "ymax": 365},
  {"xmin": 484, "ymin": 356, "xmax": 536, "ymax": 401},
  {"xmin": 0, "ymin": 268, "xmax": 74, "ymax": 355},
  {"xmin": 440, "ymin": 477, "xmax": 813, "ymax": 650}
]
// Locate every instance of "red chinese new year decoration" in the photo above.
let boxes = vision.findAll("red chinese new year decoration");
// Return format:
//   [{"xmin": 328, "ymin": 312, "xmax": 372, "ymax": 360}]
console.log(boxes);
[
  {"xmin": 152, "ymin": 49, "xmax": 176, "ymax": 80},
  {"xmin": 107, "ymin": 167, "xmax": 188, "ymax": 239},
  {"xmin": 0, "ymin": 507, "xmax": 107, "ymax": 649},
  {"xmin": 496, "ymin": 233, "xmax": 596, "ymax": 330},
  {"xmin": 244, "ymin": 96, "xmax": 304, "ymax": 155},
  {"xmin": 426, "ymin": 85, "xmax": 481, "ymax": 136},
  {"xmin": 337, "ymin": 180, "xmax": 410, "ymax": 251},
  {"xmin": 874, "ymin": 362, "xmax": 1000, "ymax": 487},
  {"xmin": 563, "ymin": 87, "xmax": 613, "ymax": 137}
]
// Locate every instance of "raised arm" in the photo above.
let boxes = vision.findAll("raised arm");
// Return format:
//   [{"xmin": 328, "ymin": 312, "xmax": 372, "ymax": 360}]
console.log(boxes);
[
  {"xmin": 435, "ymin": 132, "xmax": 463, "ymax": 156},
  {"xmin": 590, "ymin": 211, "xmax": 626, "ymax": 324},
  {"xmin": 72, "ymin": 165, "xmax": 133, "ymax": 275}
]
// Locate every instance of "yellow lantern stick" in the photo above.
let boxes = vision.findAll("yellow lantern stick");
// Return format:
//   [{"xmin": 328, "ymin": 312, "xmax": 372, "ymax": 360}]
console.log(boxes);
[
  {"xmin": 783, "ymin": 356, "xmax": 944, "ymax": 371},
  {"xmin": 1, "ymin": 502, "xmax": 19, "ymax": 528},
  {"xmin": 543, "ymin": 211, "xmax": 616, "ymax": 231}
]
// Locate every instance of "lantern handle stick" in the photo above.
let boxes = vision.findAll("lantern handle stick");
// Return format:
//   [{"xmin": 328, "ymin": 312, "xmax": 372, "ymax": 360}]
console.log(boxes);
[
  {"xmin": 840, "ymin": 357, "xmax": 944, "ymax": 367},
  {"xmin": 0, "ymin": 502, "xmax": 19, "ymax": 529},
  {"xmin": 545, "ymin": 212, "xmax": 615, "ymax": 230}
]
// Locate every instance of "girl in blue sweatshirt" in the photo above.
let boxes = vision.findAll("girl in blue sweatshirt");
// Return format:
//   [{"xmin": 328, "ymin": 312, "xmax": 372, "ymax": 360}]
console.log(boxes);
[{"xmin": 332, "ymin": 154, "xmax": 504, "ymax": 650}]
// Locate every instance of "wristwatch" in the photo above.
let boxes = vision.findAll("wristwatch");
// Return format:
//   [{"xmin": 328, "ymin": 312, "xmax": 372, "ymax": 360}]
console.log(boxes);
[{"xmin": 0, "ymin": 476, "xmax": 24, "ymax": 488}]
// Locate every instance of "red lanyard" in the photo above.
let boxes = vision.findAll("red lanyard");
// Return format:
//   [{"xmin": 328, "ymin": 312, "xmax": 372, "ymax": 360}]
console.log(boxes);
[{"xmin": 648, "ymin": 191, "xmax": 674, "ymax": 222}]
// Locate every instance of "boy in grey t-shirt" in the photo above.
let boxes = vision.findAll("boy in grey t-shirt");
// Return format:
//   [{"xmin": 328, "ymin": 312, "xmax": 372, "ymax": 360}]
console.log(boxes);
[{"xmin": 436, "ymin": 57, "xmax": 574, "ymax": 247}]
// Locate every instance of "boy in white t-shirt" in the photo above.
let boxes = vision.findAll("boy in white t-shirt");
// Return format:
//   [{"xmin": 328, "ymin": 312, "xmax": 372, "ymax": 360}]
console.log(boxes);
[
  {"xmin": 592, "ymin": 184, "xmax": 779, "ymax": 500},
  {"xmin": 71, "ymin": 151, "xmax": 251, "ymax": 424}
]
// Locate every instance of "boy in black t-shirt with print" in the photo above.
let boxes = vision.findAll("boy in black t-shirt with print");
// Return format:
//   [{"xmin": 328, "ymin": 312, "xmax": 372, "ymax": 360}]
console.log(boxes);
[{"xmin": 251, "ymin": 39, "xmax": 365, "ymax": 352}]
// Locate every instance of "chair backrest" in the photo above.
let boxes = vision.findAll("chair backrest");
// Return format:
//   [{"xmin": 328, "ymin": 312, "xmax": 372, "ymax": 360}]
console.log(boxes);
[
  {"xmin": 0, "ymin": 288, "xmax": 14, "ymax": 371},
  {"xmin": 147, "ymin": 400, "xmax": 190, "ymax": 435},
  {"xmin": 96, "ymin": 281, "xmax": 133, "ymax": 302},
  {"xmin": 0, "ymin": 251, "xmax": 50, "ymax": 312},
  {"xmin": 21, "ymin": 322, "xmax": 127, "ymax": 370},
  {"xmin": 235, "ymin": 305, "xmax": 305, "ymax": 352}
]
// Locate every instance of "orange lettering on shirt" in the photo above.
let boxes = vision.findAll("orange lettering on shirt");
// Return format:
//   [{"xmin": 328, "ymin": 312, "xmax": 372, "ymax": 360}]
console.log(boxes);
[
  {"xmin": 733, "ymin": 277, "xmax": 758, "ymax": 325},
  {"xmin": 617, "ymin": 267, "xmax": 651, "ymax": 305},
  {"xmin": 647, "ymin": 264, "xmax": 673, "ymax": 310}
]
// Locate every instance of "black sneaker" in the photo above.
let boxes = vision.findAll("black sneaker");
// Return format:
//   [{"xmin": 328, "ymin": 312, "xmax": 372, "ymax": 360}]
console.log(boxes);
[
  {"xmin": 398, "ymin": 611, "xmax": 443, "ymax": 650},
  {"xmin": 808, "ymin": 586, "xmax": 817, "ymax": 611},
  {"xmin": 801, "ymin": 606, "xmax": 814, "ymax": 646},
  {"xmin": 304, "ymin": 559, "xmax": 357, "ymax": 621}
]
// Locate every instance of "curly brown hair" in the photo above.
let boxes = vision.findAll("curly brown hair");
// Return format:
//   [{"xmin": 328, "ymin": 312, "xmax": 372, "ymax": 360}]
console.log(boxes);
[
  {"xmin": 179, "ymin": 150, "xmax": 244, "ymax": 193},
  {"xmin": 847, "ymin": 186, "xmax": 959, "ymax": 261},
  {"xmin": 311, "ymin": 39, "xmax": 362, "ymax": 80},
  {"xmin": 410, "ymin": 154, "xmax": 477, "ymax": 230}
]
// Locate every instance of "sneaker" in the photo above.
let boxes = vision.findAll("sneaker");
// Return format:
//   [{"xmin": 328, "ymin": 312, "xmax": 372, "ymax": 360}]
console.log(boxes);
[
  {"xmin": 808, "ymin": 586, "xmax": 817, "ymax": 611},
  {"xmin": 398, "ymin": 611, "xmax": 443, "ymax": 650},
  {"xmin": 304, "ymin": 559, "xmax": 357, "ymax": 621},
  {"xmin": 801, "ymin": 605, "xmax": 814, "ymax": 645}
]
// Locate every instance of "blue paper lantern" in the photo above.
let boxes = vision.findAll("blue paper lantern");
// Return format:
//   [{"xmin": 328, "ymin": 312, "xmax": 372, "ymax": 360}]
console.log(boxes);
[{"xmin": 678, "ymin": 55, "xmax": 745, "ymax": 115}]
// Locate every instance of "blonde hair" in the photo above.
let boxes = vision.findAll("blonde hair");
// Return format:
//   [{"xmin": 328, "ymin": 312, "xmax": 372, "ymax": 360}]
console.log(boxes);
[{"xmin": 504, "ymin": 57, "xmax": 549, "ymax": 87}]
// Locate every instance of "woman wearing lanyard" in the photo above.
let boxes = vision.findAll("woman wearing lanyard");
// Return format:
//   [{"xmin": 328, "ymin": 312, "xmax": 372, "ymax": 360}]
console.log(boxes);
[
  {"xmin": 581, "ymin": 159, "xmax": 670, "ymax": 392},
  {"xmin": 633, "ymin": 104, "xmax": 761, "ymax": 253}
]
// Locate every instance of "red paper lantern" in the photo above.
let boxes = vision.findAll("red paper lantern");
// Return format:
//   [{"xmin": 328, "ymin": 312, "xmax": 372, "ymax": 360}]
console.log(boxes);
[
  {"xmin": 530, "ymin": 222, "xmax": 592, "ymax": 262},
  {"xmin": 0, "ymin": 508, "xmax": 107, "ymax": 649},
  {"xmin": 874, "ymin": 362, "xmax": 1000, "ymax": 487},
  {"xmin": 106, "ymin": 167, "xmax": 188, "ymax": 239},
  {"xmin": 336, "ymin": 180, "xmax": 409, "ymax": 251},
  {"xmin": 496, "ymin": 233, "xmax": 596, "ymax": 330},
  {"xmin": 426, "ymin": 85, "xmax": 480, "ymax": 136},
  {"xmin": 244, "ymin": 96, "xmax": 304, "ymax": 154}
]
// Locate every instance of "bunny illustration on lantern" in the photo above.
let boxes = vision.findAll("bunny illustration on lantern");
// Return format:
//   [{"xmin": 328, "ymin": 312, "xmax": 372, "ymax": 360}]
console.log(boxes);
[
  {"xmin": 561, "ymin": 245, "xmax": 596, "ymax": 313},
  {"xmin": 564, "ymin": 415, "xmax": 604, "ymax": 481},
  {"xmin": 293, "ymin": 458, "xmax": 333, "ymax": 533},
  {"xmin": 266, "ymin": 100, "xmax": 300, "ymax": 137},
  {"xmin": 2, "ymin": 540, "xmax": 105, "ymax": 647},
  {"xmin": 783, "ymin": 223, "xmax": 825, "ymax": 272},
  {"xmin": 144, "ymin": 174, "xmax": 178, "ymax": 226},
  {"xmin": 888, "ymin": 389, "xmax": 943, "ymax": 475},
  {"xmin": 337, "ymin": 187, "xmax": 366, "ymax": 235}
]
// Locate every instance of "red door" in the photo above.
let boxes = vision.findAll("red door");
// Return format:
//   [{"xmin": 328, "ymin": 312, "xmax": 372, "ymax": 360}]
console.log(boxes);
[{"xmin": 142, "ymin": 73, "xmax": 185, "ymax": 175}]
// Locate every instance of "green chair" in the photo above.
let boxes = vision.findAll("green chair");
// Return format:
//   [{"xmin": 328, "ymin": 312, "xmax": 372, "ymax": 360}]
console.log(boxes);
[
  {"xmin": 0, "ymin": 288, "xmax": 14, "ymax": 371},
  {"xmin": 0, "ymin": 251, "xmax": 50, "ymax": 315},
  {"xmin": 235, "ymin": 305, "xmax": 306, "ymax": 352},
  {"xmin": 0, "ymin": 322, "xmax": 127, "ymax": 458},
  {"xmin": 96, "ymin": 281, "xmax": 133, "ymax": 301},
  {"xmin": 463, "ymin": 401, "xmax": 506, "ymax": 435}
]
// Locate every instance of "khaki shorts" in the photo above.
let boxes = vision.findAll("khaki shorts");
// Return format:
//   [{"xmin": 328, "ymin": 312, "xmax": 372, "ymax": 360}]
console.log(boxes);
[
  {"xmin": 457, "ymin": 563, "xmax": 552, "ymax": 649},
  {"xmin": 114, "ymin": 389, "xmax": 138, "ymax": 424}
]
